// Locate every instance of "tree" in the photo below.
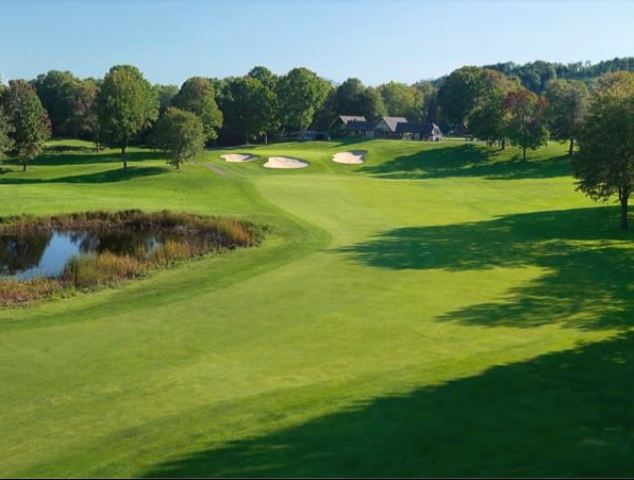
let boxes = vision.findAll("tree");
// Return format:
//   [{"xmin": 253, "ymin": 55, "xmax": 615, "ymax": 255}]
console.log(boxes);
[
  {"xmin": 276, "ymin": 67, "xmax": 331, "ymax": 132},
  {"xmin": 437, "ymin": 66, "xmax": 485, "ymax": 129},
  {"xmin": 545, "ymin": 79, "xmax": 589, "ymax": 155},
  {"xmin": 0, "ymin": 106, "xmax": 14, "ymax": 156},
  {"xmin": 97, "ymin": 65, "xmax": 158, "ymax": 168},
  {"xmin": 68, "ymin": 78, "xmax": 100, "ymax": 148},
  {"xmin": 502, "ymin": 89, "xmax": 549, "ymax": 161},
  {"xmin": 467, "ymin": 69, "xmax": 519, "ymax": 146},
  {"xmin": 334, "ymin": 78, "xmax": 385, "ymax": 119},
  {"xmin": 248, "ymin": 66, "xmax": 278, "ymax": 90},
  {"xmin": 378, "ymin": 81, "xmax": 420, "ymax": 120},
  {"xmin": 2, "ymin": 80, "xmax": 51, "ymax": 171},
  {"xmin": 412, "ymin": 80, "xmax": 439, "ymax": 123},
  {"xmin": 153, "ymin": 84, "xmax": 179, "ymax": 114},
  {"xmin": 247, "ymin": 67, "xmax": 280, "ymax": 143},
  {"xmin": 149, "ymin": 107, "xmax": 205, "ymax": 169},
  {"xmin": 220, "ymin": 76, "xmax": 277, "ymax": 144},
  {"xmin": 32, "ymin": 70, "xmax": 79, "ymax": 137},
  {"xmin": 575, "ymin": 72, "xmax": 634, "ymax": 229},
  {"xmin": 171, "ymin": 77, "xmax": 222, "ymax": 143}
]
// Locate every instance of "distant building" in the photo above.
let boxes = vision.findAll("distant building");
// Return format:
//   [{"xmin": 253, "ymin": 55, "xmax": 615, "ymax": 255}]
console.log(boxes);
[{"xmin": 335, "ymin": 115, "xmax": 443, "ymax": 141}]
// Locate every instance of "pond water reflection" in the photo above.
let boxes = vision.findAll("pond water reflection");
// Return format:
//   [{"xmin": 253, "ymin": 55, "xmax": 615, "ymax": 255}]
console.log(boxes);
[{"xmin": 0, "ymin": 230, "xmax": 174, "ymax": 280}]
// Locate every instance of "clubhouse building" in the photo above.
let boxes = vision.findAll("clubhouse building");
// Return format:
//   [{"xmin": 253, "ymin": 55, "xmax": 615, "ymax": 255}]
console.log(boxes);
[{"xmin": 333, "ymin": 115, "xmax": 443, "ymax": 141}]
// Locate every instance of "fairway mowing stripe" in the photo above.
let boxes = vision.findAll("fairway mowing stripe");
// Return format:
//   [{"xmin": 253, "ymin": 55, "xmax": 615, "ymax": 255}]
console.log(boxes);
[{"xmin": 205, "ymin": 164, "xmax": 229, "ymax": 176}]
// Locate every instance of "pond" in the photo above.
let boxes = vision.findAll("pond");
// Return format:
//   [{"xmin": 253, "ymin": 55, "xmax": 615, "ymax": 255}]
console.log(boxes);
[{"xmin": 0, "ymin": 229, "xmax": 199, "ymax": 281}]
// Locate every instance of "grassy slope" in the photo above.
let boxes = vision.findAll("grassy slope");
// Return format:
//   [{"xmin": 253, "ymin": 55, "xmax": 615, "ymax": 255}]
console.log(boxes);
[{"xmin": 0, "ymin": 139, "xmax": 633, "ymax": 477}]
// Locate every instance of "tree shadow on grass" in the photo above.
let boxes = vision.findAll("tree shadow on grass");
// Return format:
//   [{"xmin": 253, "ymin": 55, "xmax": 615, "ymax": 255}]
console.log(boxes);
[
  {"xmin": 359, "ymin": 144, "xmax": 571, "ymax": 180},
  {"xmin": 29, "ymin": 150, "xmax": 158, "ymax": 166},
  {"xmin": 142, "ymin": 332, "xmax": 634, "ymax": 478},
  {"xmin": 0, "ymin": 166, "xmax": 168, "ymax": 184},
  {"xmin": 337, "ymin": 206, "xmax": 634, "ymax": 331}
]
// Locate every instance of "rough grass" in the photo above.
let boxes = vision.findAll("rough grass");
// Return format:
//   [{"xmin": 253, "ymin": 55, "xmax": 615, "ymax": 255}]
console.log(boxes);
[
  {"xmin": 0, "ymin": 209, "xmax": 262, "ymax": 247},
  {"xmin": 0, "ymin": 138, "xmax": 633, "ymax": 477}
]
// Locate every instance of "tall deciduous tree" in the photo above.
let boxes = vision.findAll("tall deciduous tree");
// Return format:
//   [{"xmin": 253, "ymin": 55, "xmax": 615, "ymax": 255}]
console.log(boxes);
[
  {"xmin": 221, "ymin": 76, "xmax": 277, "ymax": 144},
  {"xmin": 334, "ymin": 78, "xmax": 385, "ymax": 119},
  {"xmin": 503, "ymin": 89, "xmax": 549, "ymax": 161},
  {"xmin": 2, "ymin": 80, "xmax": 51, "ymax": 171},
  {"xmin": 378, "ymin": 81, "xmax": 421, "ymax": 120},
  {"xmin": 575, "ymin": 72, "xmax": 634, "ymax": 229},
  {"xmin": 172, "ymin": 77, "xmax": 223, "ymax": 143},
  {"xmin": 276, "ymin": 67, "xmax": 331, "ymax": 133},
  {"xmin": 0, "ymin": 106, "xmax": 14, "ymax": 155},
  {"xmin": 32, "ymin": 70, "xmax": 78, "ymax": 137},
  {"xmin": 467, "ymin": 69, "xmax": 519, "ymax": 146},
  {"xmin": 149, "ymin": 107, "xmax": 205, "ymax": 170},
  {"xmin": 437, "ymin": 66, "xmax": 485, "ymax": 129},
  {"xmin": 153, "ymin": 84, "xmax": 179, "ymax": 115},
  {"xmin": 69, "ymin": 78, "xmax": 100, "ymax": 148},
  {"xmin": 545, "ymin": 79, "xmax": 589, "ymax": 155},
  {"xmin": 97, "ymin": 65, "xmax": 158, "ymax": 168},
  {"xmin": 248, "ymin": 66, "xmax": 278, "ymax": 91}
]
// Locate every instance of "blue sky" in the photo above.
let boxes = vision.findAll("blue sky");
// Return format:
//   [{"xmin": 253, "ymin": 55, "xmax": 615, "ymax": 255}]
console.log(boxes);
[{"xmin": 1, "ymin": 0, "xmax": 633, "ymax": 86}]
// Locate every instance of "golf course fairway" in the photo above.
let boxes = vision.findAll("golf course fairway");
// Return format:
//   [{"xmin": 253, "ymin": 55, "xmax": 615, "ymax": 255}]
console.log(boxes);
[{"xmin": 1, "ymin": 139, "xmax": 633, "ymax": 477}]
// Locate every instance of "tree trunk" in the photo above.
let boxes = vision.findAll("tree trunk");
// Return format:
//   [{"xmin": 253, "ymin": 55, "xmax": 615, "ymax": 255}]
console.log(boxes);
[
  {"xmin": 245, "ymin": 133, "xmax": 249, "ymax": 145},
  {"xmin": 22, "ymin": 160, "xmax": 27, "ymax": 172},
  {"xmin": 568, "ymin": 138, "xmax": 574, "ymax": 156},
  {"xmin": 522, "ymin": 146, "xmax": 527, "ymax": 161},
  {"xmin": 620, "ymin": 188, "xmax": 629, "ymax": 230},
  {"xmin": 264, "ymin": 132, "xmax": 268, "ymax": 145},
  {"xmin": 501, "ymin": 138, "xmax": 506, "ymax": 150}
]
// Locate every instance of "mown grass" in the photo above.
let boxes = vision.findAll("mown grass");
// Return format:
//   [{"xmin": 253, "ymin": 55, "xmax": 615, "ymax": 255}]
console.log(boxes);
[{"xmin": 0, "ymin": 138, "xmax": 633, "ymax": 477}]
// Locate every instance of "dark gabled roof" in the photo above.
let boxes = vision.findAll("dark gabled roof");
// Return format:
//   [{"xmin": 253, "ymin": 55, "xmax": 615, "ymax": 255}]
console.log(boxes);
[
  {"xmin": 346, "ymin": 120, "xmax": 376, "ymax": 130},
  {"xmin": 380, "ymin": 116, "xmax": 409, "ymax": 132},
  {"xmin": 339, "ymin": 115, "xmax": 367, "ymax": 125},
  {"xmin": 395, "ymin": 122, "xmax": 442, "ymax": 135}
]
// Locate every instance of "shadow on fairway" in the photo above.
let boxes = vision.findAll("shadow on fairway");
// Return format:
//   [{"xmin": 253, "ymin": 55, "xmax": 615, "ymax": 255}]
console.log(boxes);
[
  {"xmin": 337, "ymin": 206, "xmax": 634, "ymax": 331},
  {"xmin": 360, "ymin": 144, "xmax": 571, "ymax": 180},
  {"xmin": 143, "ymin": 331, "xmax": 634, "ymax": 478},
  {"xmin": 0, "ymin": 166, "xmax": 168, "ymax": 184},
  {"xmin": 31, "ymin": 150, "xmax": 158, "ymax": 166}
]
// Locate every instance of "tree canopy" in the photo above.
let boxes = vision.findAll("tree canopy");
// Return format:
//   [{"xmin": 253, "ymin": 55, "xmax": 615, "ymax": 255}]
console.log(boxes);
[
  {"xmin": 545, "ymin": 79, "xmax": 589, "ymax": 155},
  {"xmin": 220, "ymin": 76, "xmax": 277, "ymax": 144},
  {"xmin": 150, "ymin": 107, "xmax": 205, "ymax": 169},
  {"xmin": 467, "ymin": 69, "xmax": 520, "ymax": 145},
  {"xmin": 1, "ymin": 80, "xmax": 51, "ymax": 170},
  {"xmin": 97, "ymin": 65, "xmax": 158, "ymax": 166},
  {"xmin": 332, "ymin": 78, "xmax": 385, "ymax": 120},
  {"xmin": 575, "ymin": 71, "xmax": 634, "ymax": 229},
  {"xmin": 502, "ymin": 89, "xmax": 549, "ymax": 160},
  {"xmin": 276, "ymin": 67, "xmax": 331, "ymax": 132},
  {"xmin": 437, "ymin": 66, "xmax": 485, "ymax": 128},
  {"xmin": 172, "ymin": 77, "xmax": 223, "ymax": 143}
]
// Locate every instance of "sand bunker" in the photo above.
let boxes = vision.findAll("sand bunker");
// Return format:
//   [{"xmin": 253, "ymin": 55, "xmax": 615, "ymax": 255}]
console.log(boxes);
[
  {"xmin": 332, "ymin": 150, "xmax": 366, "ymax": 164},
  {"xmin": 221, "ymin": 153, "xmax": 255, "ymax": 163},
  {"xmin": 263, "ymin": 156, "xmax": 309, "ymax": 169}
]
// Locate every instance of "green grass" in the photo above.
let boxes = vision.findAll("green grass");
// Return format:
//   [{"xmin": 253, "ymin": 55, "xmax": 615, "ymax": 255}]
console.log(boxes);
[{"xmin": 1, "ymin": 138, "xmax": 633, "ymax": 477}]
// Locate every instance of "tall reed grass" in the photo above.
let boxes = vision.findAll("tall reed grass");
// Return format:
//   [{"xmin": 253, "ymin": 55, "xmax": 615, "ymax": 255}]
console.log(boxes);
[{"xmin": 0, "ymin": 210, "xmax": 264, "ymax": 306}]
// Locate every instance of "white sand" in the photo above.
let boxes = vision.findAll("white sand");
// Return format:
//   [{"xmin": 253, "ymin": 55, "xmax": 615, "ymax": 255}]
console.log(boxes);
[
  {"xmin": 221, "ymin": 153, "xmax": 255, "ymax": 163},
  {"xmin": 332, "ymin": 150, "xmax": 366, "ymax": 164},
  {"xmin": 263, "ymin": 156, "xmax": 309, "ymax": 169}
]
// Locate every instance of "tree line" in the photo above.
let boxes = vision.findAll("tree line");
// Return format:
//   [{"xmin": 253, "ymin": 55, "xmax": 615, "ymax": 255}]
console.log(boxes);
[{"xmin": 1, "ymin": 60, "xmax": 634, "ymax": 228}]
